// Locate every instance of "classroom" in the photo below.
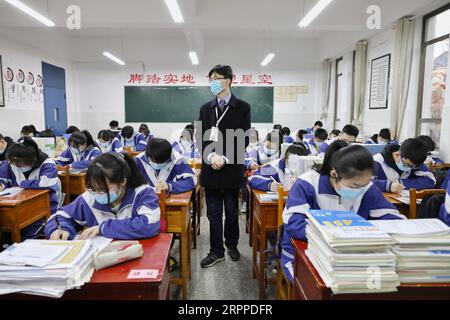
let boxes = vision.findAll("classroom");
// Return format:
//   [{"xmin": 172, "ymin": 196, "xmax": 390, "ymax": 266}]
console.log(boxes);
[{"xmin": 0, "ymin": 0, "xmax": 450, "ymax": 306}]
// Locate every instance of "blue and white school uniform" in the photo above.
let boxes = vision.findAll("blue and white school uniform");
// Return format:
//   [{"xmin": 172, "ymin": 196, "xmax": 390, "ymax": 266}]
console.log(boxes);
[
  {"xmin": 45, "ymin": 185, "xmax": 161, "ymax": 240},
  {"xmin": 0, "ymin": 158, "xmax": 61, "ymax": 240},
  {"xmin": 373, "ymin": 153, "xmax": 436, "ymax": 192},
  {"xmin": 134, "ymin": 152, "xmax": 197, "ymax": 194},
  {"xmin": 56, "ymin": 145, "xmax": 102, "ymax": 170},
  {"xmin": 248, "ymin": 158, "xmax": 287, "ymax": 191},
  {"xmin": 117, "ymin": 132, "xmax": 147, "ymax": 152},
  {"xmin": 172, "ymin": 140, "xmax": 200, "ymax": 159},
  {"xmin": 439, "ymin": 183, "xmax": 450, "ymax": 226},
  {"xmin": 97, "ymin": 137, "xmax": 123, "ymax": 154},
  {"xmin": 283, "ymin": 136, "xmax": 294, "ymax": 144},
  {"xmin": 280, "ymin": 170, "xmax": 405, "ymax": 281},
  {"xmin": 306, "ymin": 140, "xmax": 326, "ymax": 156},
  {"xmin": 441, "ymin": 170, "xmax": 450, "ymax": 190},
  {"xmin": 364, "ymin": 138, "xmax": 377, "ymax": 144},
  {"xmin": 245, "ymin": 145, "xmax": 280, "ymax": 170}
]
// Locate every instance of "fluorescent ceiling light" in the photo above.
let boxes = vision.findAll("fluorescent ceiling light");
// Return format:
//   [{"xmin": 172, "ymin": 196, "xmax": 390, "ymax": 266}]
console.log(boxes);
[
  {"xmin": 298, "ymin": 0, "xmax": 333, "ymax": 28},
  {"xmin": 4, "ymin": 0, "xmax": 55, "ymax": 27},
  {"xmin": 103, "ymin": 51, "xmax": 125, "ymax": 66},
  {"xmin": 189, "ymin": 51, "xmax": 199, "ymax": 65},
  {"xmin": 261, "ymin": 53, "xmax": 275, "ymax": 67},
  {"xmin": 164, "ymin": 0, "xmax": 184, "ymax": 23}
]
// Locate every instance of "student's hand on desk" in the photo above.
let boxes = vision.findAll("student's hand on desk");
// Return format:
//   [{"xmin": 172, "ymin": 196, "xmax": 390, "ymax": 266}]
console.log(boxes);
[
  {"xmin": 390, "ymin": 181, "xmax": 404, "ymax": 194},
  {"xmin": 269, "ymin": 182, "xmax": 281, "ymax": 192},
  {"xmin": 156, "ymin": 181, "xmax": 169, "ymax": 193},
  {"xmin": 50, "ymin": 229, "xmax": 70, "ymax": 240},
  {"xmin": 78, "ymin": 226, "xmax": 100, "ymax": 240}
]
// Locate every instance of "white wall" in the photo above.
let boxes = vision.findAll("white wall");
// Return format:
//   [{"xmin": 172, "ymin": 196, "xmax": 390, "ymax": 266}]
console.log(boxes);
[{"xmin": 0, "ymin": 35, "xmax": 77, "ymax": 140}]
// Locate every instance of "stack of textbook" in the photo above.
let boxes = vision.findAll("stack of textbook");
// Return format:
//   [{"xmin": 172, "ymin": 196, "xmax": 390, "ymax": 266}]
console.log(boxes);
[
  {"xmin": 305, "ymin": 210, "xmax": 399, "ymax": 294},
  {"xmin": 372, "ymin": 219, "xmax": 450, "ymax": 283},
  {"xmin": 0, "ymin": 238, "xmax": 111, "ymax": 298}
]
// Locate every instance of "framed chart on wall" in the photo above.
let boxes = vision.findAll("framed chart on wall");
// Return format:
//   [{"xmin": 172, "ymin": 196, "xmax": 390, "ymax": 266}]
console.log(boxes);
[
  {"xmin": 0, "ymin": 55, "xmax": 4, "ymax": 107},
  {"xmin": 369, "ymin": 54, "xmax": 391, "ymax": 110}
]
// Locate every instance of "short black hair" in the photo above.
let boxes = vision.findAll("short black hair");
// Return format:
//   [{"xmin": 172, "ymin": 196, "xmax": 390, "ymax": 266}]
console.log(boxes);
[
  {"xmin": 273, "ymin": 124, "xmax": 283, "ymax": 131},
  {"xmin": 314, "ymin": 128, "xmax": 328, "ymax": 141},
  {"xmin": 281, "ymin": 127, "xmax": 291, "ymax": 136},
  {"xmin": 331, "ymin": 129, "xmax": 341, "ymax": 136},
  {"xmin": 21, "ymin": 125, "xmax": 34, "ymax": 136},
  {"xmin": 208, "ymin": 65, "xmax": 233, "ymax": 86},
  {"xmin": 39, "ymin": 129, "xmax": 55, "ymax": 138},
  {"xmin": 379, "ymin": 128, "xmax": 391, "ymax": 141},
  {"xmin": 329, "ymin": 145, "xmax": 374, "ymax": 179},
  {"xmin": 400, "ymin": 138, "xmax": 428, "ymax": 165},
  {"xmin": 342, "ymin": 124, "xmax": 359, "ymax": 138},
  {"xmin": 70, "ymin": 130, "xmax": 97, "ymax": 149},
  {"xmin": 370, "ymin": 134, "xmax": 379, "ymax": 142},
  {"xmin": 139, "ymin": 124, "xmax": 149, "ymax": 135},
  {"xmin": 297, "ymin": 129, "xmax": 308, "ymax": 141},
  {"xmin": 6, "ymin": 138, "xmax": 47, "ymax": 167},
  {"xmin": 415, "ymin": 135, "xmax": 435, "ymax": 153},
  {"xmin": 314, "ymin": 121, "xmax": 323, "ymax": 127},
  {"xmin": 317, "ymin": 140, "xmax": 349, "ymax": 175},
  {"xmin": 285, "ymin": 143, "xmax": 309, "ymax": 158},
  {"xmin": 86, "ymin": 153, "xmax": 147, "ymax": 201},
  {"xmin": 98, "ymin": 130, "xmax": 112, "ymax": 142},
  {"xmin": 109, "ymin": 120, "xmax": 119, "ymax": 127},
  {"xmin": 29, "ymin": 125, "xmax": 38, "ymax": 135},
  {"xmin": 121, "ymin": 126, "xmax": 134, "ymax": 139},
  {"xmin": 146, "ymin": 138, "xmax": 172, "ymax": 164},
  {"xmin": 65, "ymin": 126, "xmax": 80, "ymax": 134}
]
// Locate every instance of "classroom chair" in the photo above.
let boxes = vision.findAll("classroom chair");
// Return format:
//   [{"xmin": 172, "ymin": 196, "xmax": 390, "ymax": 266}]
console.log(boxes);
[
  {"xmin": 57, "ymin": 165, "xmax": 71, "ymax": 205},
  {"xmin": 275, "ymin": 184, "xmax": 292, "ymax": 300},
  {"xmin": 409, "ymin": 188, "xmax": 446, "ymax": 219},
  {"xmin": 157, "ymin": 190, "xmax": 168, "ymax": 233},
  {"xmin": 428, "ymin": 162, "xmax": 450, "ymax": 173}
]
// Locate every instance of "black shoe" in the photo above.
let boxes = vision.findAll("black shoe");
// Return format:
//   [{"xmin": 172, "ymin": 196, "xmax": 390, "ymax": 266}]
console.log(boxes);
[
  {"xmin": 227, "ymin": 246, "xmax": 240, "ymax": 261},
  {"xmin": 201, "ymin": 254, "xmax": 225, "ymax": 268}
]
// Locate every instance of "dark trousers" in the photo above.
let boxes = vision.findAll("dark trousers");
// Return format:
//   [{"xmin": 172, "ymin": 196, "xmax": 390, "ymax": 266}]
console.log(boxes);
[{"xmin": 205, "ymin": 188, "xmax": 240, "ymax": 257}]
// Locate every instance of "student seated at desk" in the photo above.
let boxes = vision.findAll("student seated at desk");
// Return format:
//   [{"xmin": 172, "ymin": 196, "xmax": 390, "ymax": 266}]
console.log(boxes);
[
  {"xmin": 0, "ymin": 133, "xmax": 13, "ymax": 163},
  {"xmin": 45, "ymin": 153, "xmax": 161, "ymax": 240},
  {"xmin": 365, "ymin": 133, "xmax": 378, "ymax": 145},
  {"xmin": 0, "ymin": 138, "xmax": 61, "ymax": 239},
  {"xmin": 320, "ymin": 124, "xmax": 360, "ymax": 155},
  {"xmin": 416, "ymin": 135, "xmax": 443, "ymax": 165},
  {"xmin": 282, "ymin": 127, "xmax": 294, "ymax": 144},
  {"xmin": 139, "ymin": 124, "xmax": 154, "ymax": 142},
  {"xmin": 97, "ymin": 130, "xmax": 123, "ymax": 154},
  {"xmin": 280, "ymin": 145, "xmax": 406, "ymax": 282},
  {"xmin": 172, "ymin": 124, "xmax": 199, "ymax": 159},
  {"xmin": 365, "ymin": 128, "xmax": 392, "ymax": 145},
  {"xmin": 306, "ymin": 128, "xmax": 328, "ymax": 156},
  {"xmin": 56, "ymin": 130, "xmax": 101, "ymax": 170},
  {"xmin": 373, "ymin": 139, "xmax": 436, "ymax": 194},
  {"xmin": 135, "ymin": 138, "xmax": 196, "ymax": 194},
  {"xmin": 18, "ymin": 125, "xmax": 36, "ymax": 142},
  {"xmin": 248, "ymin": 143, "xmax": 309, "ymax": 192},
  {"xmin": 304, "ymin": 121, "xmax": 323, "ymax": 141},
  {"xmin": 117, "ymin": 126, "xmax": 147, "ymax": 152},
  {"xmin": 329, "ymin": 129, "xmax": 341, "ymax": 140},
  {"xmin": 245, "ymin": 130, "xmax": 282, "ymax": 170}
]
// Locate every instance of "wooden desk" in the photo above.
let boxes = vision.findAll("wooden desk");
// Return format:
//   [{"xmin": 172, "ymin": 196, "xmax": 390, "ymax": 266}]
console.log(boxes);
[
  {"xmin": 252, "ymin": 189, "xmax": 278, "ymax": 299},
  {"xmin": 164, "ymin": 191, "xmax": 192, "ymax": 299},
  {"xmin": 292, "ymin": 239, "xmax": 450, "ymax": 300},
  {"xmin": 383, "ymin": 192, "xmax": 410, "ymax": 218},
  {"xmin": 0, "ymin": 189, "xmax": 51, "ymax": 243},
  {"xmin": 2, "ymin": 234, "xmax": 173, "ymax": 300},
  {"xmin": 192, "ymin": 169, "xmax": 203, "ymax": 250},
  {"xmin": 187, "ymin": 158, "xmax": 202, "ymax": 170},
  {"xmin": 58, "ymin": 171, "xmax": 86, "ymax": 198}
]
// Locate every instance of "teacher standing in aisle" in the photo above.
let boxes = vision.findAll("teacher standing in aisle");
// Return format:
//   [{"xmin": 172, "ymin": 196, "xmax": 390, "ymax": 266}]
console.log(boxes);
[{"xmin": 197, "ymin": 65, "xmax": 251, "ymax": 268}]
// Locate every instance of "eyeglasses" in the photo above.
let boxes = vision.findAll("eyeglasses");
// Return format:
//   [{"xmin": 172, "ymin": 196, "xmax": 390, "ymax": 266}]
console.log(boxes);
[
  {"xmin": 400, "ymin": 158, "xmax": 419, "ymax": 170},
  {"xmin": 208, "ymin": 77, "xmax": 226, "ymax": 83}
]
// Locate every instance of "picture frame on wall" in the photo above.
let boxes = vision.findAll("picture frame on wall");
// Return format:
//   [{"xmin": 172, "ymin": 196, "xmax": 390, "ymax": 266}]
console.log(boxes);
[
  {"xmin": 369, "ymin": 54, "xmax": 391, "ymax": 110},
  {"xmin": 0, "ymin": 55, "xmax": 4, "ymax": 107}
]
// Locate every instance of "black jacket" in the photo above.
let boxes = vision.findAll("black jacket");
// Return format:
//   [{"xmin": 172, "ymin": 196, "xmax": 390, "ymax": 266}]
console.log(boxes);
[{"xmin": 197, "ymin": 94, "xmax": 251, "ymax": 189}]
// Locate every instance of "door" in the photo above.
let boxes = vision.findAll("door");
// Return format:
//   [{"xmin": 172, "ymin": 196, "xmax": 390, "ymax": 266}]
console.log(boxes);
[{"xmin": 42, "ymin": 62, "xmax": 68, "ymax": 136}]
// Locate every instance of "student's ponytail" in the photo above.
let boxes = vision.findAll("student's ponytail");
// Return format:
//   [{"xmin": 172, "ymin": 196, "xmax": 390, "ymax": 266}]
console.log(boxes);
[
  {"xmin": 317, "ymin": 140, "xmax": 349, "ymax": 175},
  {"xmin": 81, "ymin": 130, "xmax": 98, "ymax": 148},
  {"xmin": 121, "ymin": 153, "xmax": 147, "ymax": 188}
]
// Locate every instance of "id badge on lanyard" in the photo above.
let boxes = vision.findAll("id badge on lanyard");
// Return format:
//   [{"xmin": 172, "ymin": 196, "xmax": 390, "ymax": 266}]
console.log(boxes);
[{"xmin": 209, "ymin": 105, "xmax": 229, "ymax": 142}]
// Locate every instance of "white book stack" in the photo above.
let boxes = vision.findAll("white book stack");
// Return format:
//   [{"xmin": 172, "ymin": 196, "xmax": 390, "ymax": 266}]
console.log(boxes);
[
  {"xmin": 0, "ymin": 237, "xmax": 111, "ymax": 298},
  {"xmin": 304, "ymin": 210, "xmax": 399, "ymax": 295},
  {"xmin": 372, "ymin": 219, "xmax": 450, "ymax": 283}
]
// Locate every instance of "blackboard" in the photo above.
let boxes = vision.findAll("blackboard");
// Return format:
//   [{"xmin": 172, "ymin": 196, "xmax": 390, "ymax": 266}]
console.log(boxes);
[{"xmin": 124, "ymin": 86, "xmax": 273, "ymax": 123}]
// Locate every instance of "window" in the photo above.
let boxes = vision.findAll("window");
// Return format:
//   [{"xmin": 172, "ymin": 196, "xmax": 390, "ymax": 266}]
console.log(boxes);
[
  {"xmin": 417, "ymin": 4, "xmax": 450, "ymax": 148},
  {"xmin": 333, "ymin": 57, "xmax": 344, "ymax": 129}
]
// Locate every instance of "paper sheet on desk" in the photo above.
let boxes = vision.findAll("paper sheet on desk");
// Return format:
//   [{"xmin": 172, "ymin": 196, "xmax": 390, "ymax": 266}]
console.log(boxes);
[
  {"xmin": 0, "ymin": 187, "xmax": 23, "ymax": 197},
  {"xmin": 371, "ymin": 219, "xmax": 450, "ymax": 237},
  {"xmin": 0, "ymin": 243, "xmax": 70, "ymax": 267}
]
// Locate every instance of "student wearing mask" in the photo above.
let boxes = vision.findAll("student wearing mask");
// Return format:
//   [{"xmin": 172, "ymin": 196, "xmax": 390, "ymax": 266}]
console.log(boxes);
[
  {"xmin": 18, "ymin": 125, "xmax": 36, "ymax": 142},
  {"xmin": 248, "ymin": 143, "xmax": 309, "ymax": 192},
  {"xmin": 307, "ymin": 128, "xmax": 328, "ymax": 156},
  {"xmin": 305, "ymin": 121, "xmax": 323, "ymax": 140},
  {"xmin": 117, "ymin": 126, "xmax": 147, "ymax": 152},
  {"xmin": 373, "ymin": 139, "xmax": 436, "ymax": 194},
  {"xmin": 245, "ymin": 130, "xmax": 283, "ymax": 171},
  {"xmin": 56, "ymin": 130, "xmax": 101, "ymax": 170},
  {"xmin": 365, "ymin": 134, "xmax": 379, "ymax": 145},
  {"xmin": 135, "ymin": 138, "xmax": 197, "ymax": 194},
  {"xmin": 172, "ymin": 125, "xmax": 199, "ymax": 159},
  {"xmin": 415, "ymin": 135, "xmax": 443, "ymax": 165},
  {"xmin": 0, "ymin": 138, "xmax": 61, "ymax": 239},
  {"xmin": 97, "ymin": 130, "xmax": 123, "ymax": 154},
  {"xmin": 139, "ymin": 124, "xmax": 154, "ymax": 142},
  {"xmin": 320, "ymin": 124, "xmax": 360, "ymax": 154},
  {"xmin": 0, "ymin": 133, "xmax": 12, "ymax": 163},
  {"xmin": 280, "ymin": 144, "xmax": 406, "ymax": 281},
  {"xmin": 329, "ymin": 129, "xmax": 341, "ymax": 140},
  {"xmin": 45, "ymin": 153, "xmax": 162, "ymax": 240},
  {"xmin": 282, "ymin": 127, "xmax": 294, "ymax": 144}
]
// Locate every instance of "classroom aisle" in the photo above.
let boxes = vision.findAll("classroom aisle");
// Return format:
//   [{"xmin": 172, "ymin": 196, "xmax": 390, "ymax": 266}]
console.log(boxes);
[{"xmin": 170, "ymin": 212, "xmax": 276, "ymax": 300}]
